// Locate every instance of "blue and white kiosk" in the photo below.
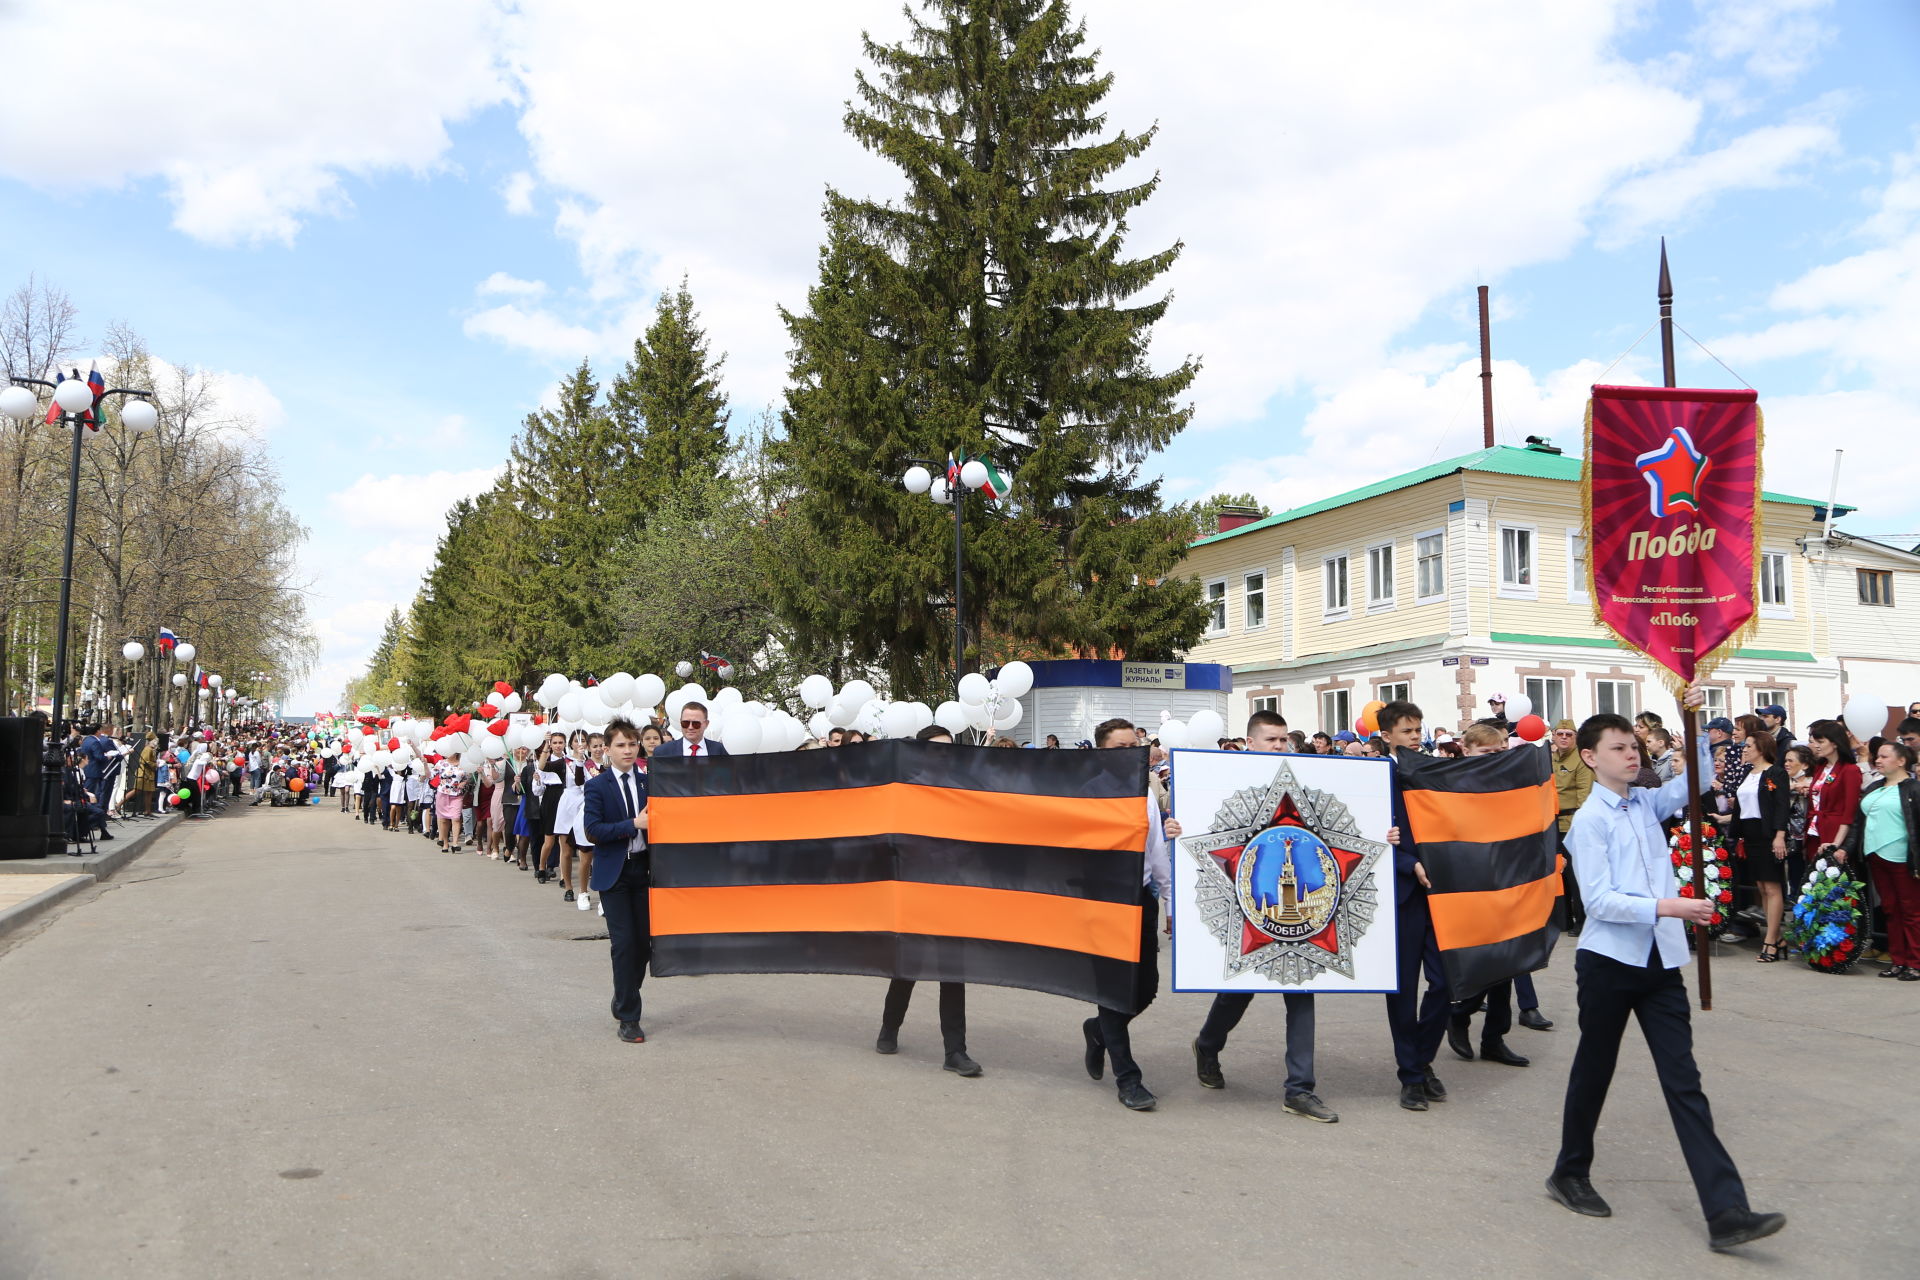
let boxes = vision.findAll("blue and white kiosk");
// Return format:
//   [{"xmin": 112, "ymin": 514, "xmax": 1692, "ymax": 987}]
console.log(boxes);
[{"xmin": 995, "ymin": 659, "xmax": 1233, "ymax": 746}]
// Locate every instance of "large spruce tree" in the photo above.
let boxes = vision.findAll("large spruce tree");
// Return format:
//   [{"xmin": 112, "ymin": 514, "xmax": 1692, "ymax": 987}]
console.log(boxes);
[
  {"xmin": 772, "ymin": 0, "xmax": 1205, "ymax": 697},
  {"xmin": 607, "ymin": 279, "xmax": 731, "ymax": 492}
]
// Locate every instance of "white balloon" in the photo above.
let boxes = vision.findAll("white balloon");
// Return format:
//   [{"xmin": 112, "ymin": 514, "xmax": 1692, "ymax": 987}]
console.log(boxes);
[
  {"xmin": 881, "ymin": 703, "xmax": 918, "ymax": 738},
  {"xmin": 909, "ymin": 702, "xmax": 934, "ymax": 732},
  {"xmin": 1504, "ymin": 693, "xmax": 1532, "ymax": 720},
  {"xmin": 634, "ymin": 674, "xmax": 665, "ymax": 708},
  {"xmin": 1158, "ymin": 720, "xmax": 1188, "ymax": 749},
  {"xmin": 995, "ymin": 660, "xmax": 1034, "ymax": 698},
  {"xmin": 967, "ymin": 701, "xmax": 995, "ymax": 731},
  {"xmin": 722, "ymin": 713, "xmax": 763, "ymax": 753},
  {"xmin": 557, "ymin": 691, "xmax": 585, "ymax": 722},
  {"xmin": 827, "ymin": 701, "xmax": 859, "ymax": 728},
  {"xmin": 991, "ymin": 700, "xmax": 1023, "ymax": 730},
  {"xmin": 481, "ymin": 735, "xmax": 507, "ymax": 759},
  {"xmin": 855, "ymin": 708, "xmax": 884, "ymax": 737},
  {"xmin": 933, "ymin": 702, "xmax": 969, "ymax": 734},
  {"xmin": 675, "ymin": 660, "xmax": 695, "ymax": 679},
  {"xmin": 497, "ymin": 690, "xmax": 522, "ymax": 713},
  {"xmin": 799, "ymin": 675, "xmax": 834, "ymax": 709},
  {"xmin": 712, "ymin": 686, "xmax": 744, "ymax": 712},
  {"xmin": 745, "ymin": 700, "xmax": 769, "ymax": 718},
  {"xmin": 681, "ymin": 683, "xmax": 709, "ymax": 705},
  {"xmin": 957, "ymin": 672, "xmax": 991, "ymax": 705},
  {"xmin": 808, "ymin": 711, "xmax": 833, "ymax": 739},
  {"xmin": 839, "ymin": 679, "xmax": 877, "ymax": 708},
  {"xmin": 1187, "ymin": 709, "xmax": 1227, "ymax": 746},
  {"xmin": 1843, "ymin": 693, "xmax": 1891, "ymax": 733}
]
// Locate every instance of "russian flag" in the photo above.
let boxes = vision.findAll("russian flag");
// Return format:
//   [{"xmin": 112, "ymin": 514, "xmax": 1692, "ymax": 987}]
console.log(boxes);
[
  {"xmin": 157, "ymin": 628, "xmax": 177, "ymax": 653},
  {"xmin": 198, "ymin": 670, "xmax": 210, "ymax": 690},
  {"xmin": 85, "ymin": 364, "xmax": 105, "ymax": 431},
  {"xmin": 946, "ymin": 453, "xmax": 960, "ymax": 486}
]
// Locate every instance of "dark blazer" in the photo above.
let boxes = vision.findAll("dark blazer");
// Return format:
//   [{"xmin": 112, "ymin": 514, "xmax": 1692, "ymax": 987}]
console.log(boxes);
[
  {"xmin": 584, "ymin": 766, "xmax": 649, "ymax": 893},
  {"xmin": 1842, "ymin": 774, "xmax": 1920, "ymax": 880},
  {"xmin": 649, "ymin": 737, "xmax": 729, "ymax": 759}
]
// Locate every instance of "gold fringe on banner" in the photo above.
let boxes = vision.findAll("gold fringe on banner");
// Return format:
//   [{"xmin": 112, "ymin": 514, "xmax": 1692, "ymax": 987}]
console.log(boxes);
[{"xmin": 1580, "ymin": 399, "xmax": 1766, "ymax": 701}]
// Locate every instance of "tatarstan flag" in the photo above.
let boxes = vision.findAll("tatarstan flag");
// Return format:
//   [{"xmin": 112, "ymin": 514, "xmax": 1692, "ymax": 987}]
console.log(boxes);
[
  {"xmin": 1396, "ymin": 745, "xmax": 1562, "ymax": 1001},
  {"xmin": 647, "ymin": 741, "xmax": 1152, "ymax": 1010}
]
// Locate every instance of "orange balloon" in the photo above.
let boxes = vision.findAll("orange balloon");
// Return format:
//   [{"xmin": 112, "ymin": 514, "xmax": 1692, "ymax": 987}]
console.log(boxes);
[
  {"xmin": 288, "ymin": 777, "xmax": 306, "ymax": 792},
  {"xmin": 1356, "ymin": 714, "xmax": 1378, "ymax": 736}
]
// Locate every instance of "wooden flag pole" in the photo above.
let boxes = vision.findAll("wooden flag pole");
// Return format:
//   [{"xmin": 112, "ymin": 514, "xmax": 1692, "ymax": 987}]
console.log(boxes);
[{"xmin": 1661, "ymin": 239, "xmax": 1712, "ymax": 1011}]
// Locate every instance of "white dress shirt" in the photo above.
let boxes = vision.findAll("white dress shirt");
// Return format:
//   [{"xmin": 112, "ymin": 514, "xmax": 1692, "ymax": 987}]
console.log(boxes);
[
  {"xmin": 610, "ymin": 764, "xmax": 647, "ymax": 854},
  {"xmin": 1568, "ymin": 738, "xmax": 1712, "ymax": 970}
]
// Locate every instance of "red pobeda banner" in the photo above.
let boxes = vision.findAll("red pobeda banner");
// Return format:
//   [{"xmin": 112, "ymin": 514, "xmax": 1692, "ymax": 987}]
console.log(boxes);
[{"xmin": 1583, "ymin": 385, "xmax": 1761, "ymax": 684}]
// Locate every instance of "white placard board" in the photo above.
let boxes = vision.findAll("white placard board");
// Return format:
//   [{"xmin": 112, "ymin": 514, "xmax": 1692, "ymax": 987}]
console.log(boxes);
[{"xmin": 1169, "ymin": 748, "xmax": 1399, "ymax": 993}]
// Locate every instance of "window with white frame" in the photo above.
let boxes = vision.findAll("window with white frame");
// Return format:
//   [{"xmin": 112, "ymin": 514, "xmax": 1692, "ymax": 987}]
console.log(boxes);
[
  {"xmin": 1595, "ymin": 679, "xmax": 1635, "ymax": 717},
  {"xmin": 1323, "ymin": 554, "xmax": 1349, "ymax": 617},
  {"xmin": 1499, "ymin": 524, "xmax": 1536, "ymax": 596},
  {"xmin": 1244, "ymin": 571, "xmax": 1267, "ymax": 630},
  {"xmin": 1377, "ymin": 680, "xmax": 1410, "ymax": 704},
  {"xmin": 1367, "ymin": 542, "xmax": 1396, "ymax": 609},
  {"xmin": 1415, "ymin": 530, "xmax": 1446, "ymax": 602},
  {"xmin": 1204, "ymin": 578, "xmax": 1227, "ymax": 634},
  {"xmin": 1698, "ymin": 686, "xmax": 1729, "ymax": 720},
  {"xmin": 1753, "ymin": 688, "xmax": 1790, "ymax": 721},
  {"xmin": 1319, "ymin": 689, "xmax": 1352, "ymax": 736},
  {"xmin": 1759, "ymin": 551, "xmax": 1790, "ymax": 614},
  {"xmin": 1251, "ymin": 695, "xmax": 1279, "ymax": 715},
  {"xmin": 1523, "ymin": 676, "xmax": 1566, "ymax": 726},
  {"xmin": 1567, "ymin": 531, "xmax": 1589, "ymax": 602}
]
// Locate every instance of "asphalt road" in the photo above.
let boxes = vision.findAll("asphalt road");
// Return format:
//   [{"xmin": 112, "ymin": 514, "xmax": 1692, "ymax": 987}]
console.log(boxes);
[{"xmin": 1, "ymin": 802, "xmax": 1914, "ymax": 1279}]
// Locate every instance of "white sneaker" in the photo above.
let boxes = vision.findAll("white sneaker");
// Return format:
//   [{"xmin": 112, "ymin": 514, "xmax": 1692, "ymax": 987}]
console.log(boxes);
[
  {"xmin": 577, "ymin": 892, "xmax": 592, "ymax": 911},
  {"xmin": 597, "ymin": 899, "xmax": 606, "ymax": 917}
]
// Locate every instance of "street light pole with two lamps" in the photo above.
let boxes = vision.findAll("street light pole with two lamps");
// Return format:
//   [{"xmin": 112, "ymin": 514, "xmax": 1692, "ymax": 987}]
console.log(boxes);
[{"xmin": 901, "ymin": 456, "xmax": 1001, "ymax": 697}]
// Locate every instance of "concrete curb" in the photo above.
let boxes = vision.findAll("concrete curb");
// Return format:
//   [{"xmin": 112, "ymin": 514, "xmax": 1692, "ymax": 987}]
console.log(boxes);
[
  {"xmin": 0, "ymin": 874, "xmax": 94, "ymax": 944},
  {"xmin": 0, "ymin": 811, "xmax": 184, "ymax": 881}
]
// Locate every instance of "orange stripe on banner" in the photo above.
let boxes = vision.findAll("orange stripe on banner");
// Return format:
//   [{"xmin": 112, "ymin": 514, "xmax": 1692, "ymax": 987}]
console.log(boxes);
[
  {"xmin": 1429, "ymin": 872, "xmax": 1561, "ymax": 950},
  {"xmin": 649, "ymin": 882, "xmax": 1144, "ymax": 962},
  {"xmin": 651, "ymin": 783, "xmax": 1146, "ymax": 851},
  {"xmin": 1402, "ymin": 779, "xmax": 1558, "ymax": 845}
]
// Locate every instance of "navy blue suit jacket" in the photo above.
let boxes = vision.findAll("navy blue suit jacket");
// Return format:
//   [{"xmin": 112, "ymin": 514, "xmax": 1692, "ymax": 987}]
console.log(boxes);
[
  {"xmin": 648, "ymin": 737, "xmax": 729, "ymax": 759},
  {"xmin": 584, "ymin": 766, "xmax": 649, "ymax": 894}
]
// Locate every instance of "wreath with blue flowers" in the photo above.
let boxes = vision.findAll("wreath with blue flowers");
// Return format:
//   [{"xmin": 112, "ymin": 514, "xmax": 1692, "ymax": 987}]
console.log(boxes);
[{"xmin": 1786, "ymin": 858, "xmax": 1866, "ymax": 973}]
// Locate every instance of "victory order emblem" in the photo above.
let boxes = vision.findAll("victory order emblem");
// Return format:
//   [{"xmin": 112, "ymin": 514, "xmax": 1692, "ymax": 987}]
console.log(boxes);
[{"xmin": 1182, "ymin": 761, "xmax": 1388, "ymax": 983}]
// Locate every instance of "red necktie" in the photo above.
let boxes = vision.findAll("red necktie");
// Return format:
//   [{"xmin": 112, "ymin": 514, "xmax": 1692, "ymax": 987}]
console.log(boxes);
[{"xmin": 689, "ymin": 742, "xmax": 700, "ymax": 757}]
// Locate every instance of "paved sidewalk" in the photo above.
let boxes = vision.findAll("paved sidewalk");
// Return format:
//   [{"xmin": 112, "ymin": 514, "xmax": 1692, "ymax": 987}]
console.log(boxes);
[{"xmin": 0, "ymin": 804, "xmax": 1913, "ymax": 1279}]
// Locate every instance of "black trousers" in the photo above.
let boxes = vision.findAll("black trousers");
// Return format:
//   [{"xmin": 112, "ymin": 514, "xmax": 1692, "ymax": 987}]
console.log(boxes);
[
  {"xmin": 1384, "ymin": 889, "xmax": 1451, "ymax": 1085},
  {"xmin": 1196, "ymin": 990, "xmax": 1316, "ymax": 1095},
  {"xmin": 1553, "ymin": 946, "xmax": 1747, "ymax": 1221},
  {"xmin": 602, "ymin": 854, "xmax": 652, "ymax": 1024},
  {"xmin": 1091, "ymin": 888, "xmax": 1160, "ymax": 1089},
  {"xmin": 1453, "ymin": 979, "xmax": 1514, "ymax": 1041},
  {"xmin": 881, "ymin": 980, "xmax": 967, "ymax": 1054}
]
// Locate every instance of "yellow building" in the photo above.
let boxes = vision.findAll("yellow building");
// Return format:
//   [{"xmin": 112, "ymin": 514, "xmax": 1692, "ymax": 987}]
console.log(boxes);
[{"xmin": 1177, "ymin": 440, "xmax": 1882, "ymax": 736}]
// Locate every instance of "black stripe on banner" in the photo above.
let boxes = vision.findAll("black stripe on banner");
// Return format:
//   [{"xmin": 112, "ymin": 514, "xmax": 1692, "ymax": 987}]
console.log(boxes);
[
  {"xmin": 1440, "ymin": 927, "xmax": 1558, "ymax": 1004},
  {"xmin": 650, "ymin": 834, "xmax": 1144, "ymax": 904},
  {"xmin": 649, "ymin": 931, "xmax": 1145, "ymax": 1013},
  {"xmin": 648, "ymin": 738, "xmax": 1147, "ymax": 802},
  {"xmin": 1394, "ymin": 745, "xmax": 1550, "ymax": 793},
  {"xmin": 1417, "ymin": 832, "xmax": 1557, "ymax": 896}
]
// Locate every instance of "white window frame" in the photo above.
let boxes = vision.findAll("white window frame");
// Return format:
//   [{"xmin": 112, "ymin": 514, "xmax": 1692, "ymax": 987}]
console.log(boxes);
[
  {"xmin": 1319, "ymin": 689, "xmax": 1352, "ymax": 736},
  {"xmin": 1377, "ymin": 680, "xmax": 1410, "ymax": 705},
  {"xmin": 1414, "ymin": 528, "xmax": 1447, "ymax": 604},
  {"xmin": 1752, "ymin": 687, "xmax": 1791, "ymax": 722},
  {"xmin": 1523, "ymin": 676, "xmax": 1566, "ymax": 726},
  {"xmin": 1758, "ymin": 549, "xmax": 1792, "ymax": 619},
  {"xmin": 1594, "ymin": 679, "xmax": 1635, "ymax": 718},
  {"xmin": 1698, "ymin": 686, "xmax": 1730, "ymax": 720},
  {"xmin": 1322, "ymin": 554, "xmax": 1350, "ymax": 621},
  {"xmin": 1250, "ymin": 695, "xmax": 1279, "ymax": 715},
  {"xmin": 1499, "ymin": 524, "xmax": 1538, "ymax": 599},
  {"xmin": 1366, "ymin": 540, "xmax": 1397, "ymax": 612},
  {"xmin": 1203, "ymin": 578, "xmax": 1228, "ymax": 635},
  {"xmin": 1243, "ymin": 569, "xmax": 1268, "ymax": 631},
  {"xmin": 1566, "ymin": 529, "xmax": 1589, "ymax": 603}
]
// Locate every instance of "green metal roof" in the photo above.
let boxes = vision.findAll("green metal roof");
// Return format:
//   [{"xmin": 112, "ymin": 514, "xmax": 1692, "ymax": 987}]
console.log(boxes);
[{"xmin": 1192, "ymin": 444, "xmax": 1853, "ymax": 549}]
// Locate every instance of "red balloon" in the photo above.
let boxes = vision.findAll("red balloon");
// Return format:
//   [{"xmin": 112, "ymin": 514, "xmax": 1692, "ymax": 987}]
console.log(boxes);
[
  {"xmin": 477, "ymin": 702, "xmax": 497, "ymax": 718},
  {"xmin": 376, "ymin": 718, "xmax": 390, "ymax": 729},
  {"xmin": 387, "ymin": 737, "xmax": 400, "ymax": 751},
  {"xmin": 1515, "ymin": 714, "xmax": 1547, "ymax": 742},
  {"xmin": 532, "ymin": 714, "xmax": 545, "ymax": 725},
  {"xmin": 493, "ymin": 680, "xmax": 513, "ymax": 696},
  {"xmin": 487, "ymin": 719, "xmax": 510, "ymax": 736}
]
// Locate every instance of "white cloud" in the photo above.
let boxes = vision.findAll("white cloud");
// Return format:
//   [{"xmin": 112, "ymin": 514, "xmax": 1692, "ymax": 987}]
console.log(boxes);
[
  {"xmin": 462, "ymin": 303, "xmax": 609, "ymax": 361},
  {"xmin": 0, "ymin": 0, "xmax": 512, "ymax": 245},
  {"xmin": 1603, "ymin": 121, "xmax": 1838, "ymax": 244},
  {"xmin": 477, "ymin": 272, "xmax": 547, "ymax": 298},
  {"xmin": 1691, "ymin": 0, "xmax": 1836, "ymax": 84},
  {"xmin": 326, "ymin": 466, "xmax": 502, "ymax": 539},
  {"xmin": 500, "ymin": 170, "xmax": 537, "ymax": 215}
]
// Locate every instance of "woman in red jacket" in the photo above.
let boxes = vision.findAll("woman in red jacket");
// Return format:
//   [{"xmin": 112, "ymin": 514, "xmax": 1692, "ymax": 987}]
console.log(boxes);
[{"xmin": 1804, "ymin": 719, "xmax": 1862, "ymax": 866}]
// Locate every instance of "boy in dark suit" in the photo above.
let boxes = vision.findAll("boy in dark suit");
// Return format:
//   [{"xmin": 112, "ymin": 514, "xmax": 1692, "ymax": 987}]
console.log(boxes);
[{"xmin": 584, "ymin": 718, "xmax": 653, "ymax": 1043}]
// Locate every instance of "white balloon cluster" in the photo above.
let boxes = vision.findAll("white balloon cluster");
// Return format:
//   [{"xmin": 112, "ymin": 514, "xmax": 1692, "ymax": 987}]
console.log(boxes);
[
  {"xmin": 1154, "ymin": 706, "xmax": 1226, "ymax": 751},
  {"xmin": 792, "ymin": 661, "xmax": 1035, "ymax": 743}
]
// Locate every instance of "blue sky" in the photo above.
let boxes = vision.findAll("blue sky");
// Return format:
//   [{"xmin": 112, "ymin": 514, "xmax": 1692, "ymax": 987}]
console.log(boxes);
[{"xmin": 1, "ymin": 0, "xmax": 1915, "ymax": 714}]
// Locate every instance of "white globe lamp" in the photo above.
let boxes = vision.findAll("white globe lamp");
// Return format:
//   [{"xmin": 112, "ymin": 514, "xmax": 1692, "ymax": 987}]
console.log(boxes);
[
  {"xmin": 960, "ymin": 459, "xmax": 989, "ymax": 490},
  {"xmin": 902, "ymin": 465, "xmax": 931, "ymax": 494},
  {"xmin": 122, "ymin": 641, "xmax": 146, "ymax": 662},
  {"xmin": 0, "ymin": 386, "xmax": 38, "ymax": 421},
  {"xmin": 53, "ymin": 378, "xmax": 94, "ymax": 414},
  {"xmin": 121, "ymin": 400, "xmax": 158, "ymax": 432}
]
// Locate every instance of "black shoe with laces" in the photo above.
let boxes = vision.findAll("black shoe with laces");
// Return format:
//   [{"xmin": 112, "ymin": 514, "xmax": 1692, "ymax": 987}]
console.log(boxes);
[
  {"xmin": 1116, "ymin": 1080, "xmax": 1156, "ymax": 1111},
  {"xmin": 1421, "ymin": 1069, "xmax": 1448, "ymax": 1101},
  {"xmin": 1545, "ymin": 1173, "xmax": 1612, "ymax": 1217},
  {"xmin": 1192, "ymin": 1040, "xmax": 1224, "ymax": 1089},
  {"xmin": 1398, "ymin": 1083, "xmax": 1429, "ymax": 1112},
  {"xmin": 1707, "ymin": 1208, "xmax": 1786, "ymax": 1251},
  {"xmin": 943, "ymin": 1051, "xmax": 982, "ymax": 1077}
]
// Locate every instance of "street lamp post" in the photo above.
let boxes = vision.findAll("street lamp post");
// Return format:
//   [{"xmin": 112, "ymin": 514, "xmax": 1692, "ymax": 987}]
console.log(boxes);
[{"xmin": 901, "ymin": 457, "xmax": 996, "ymax": 694}]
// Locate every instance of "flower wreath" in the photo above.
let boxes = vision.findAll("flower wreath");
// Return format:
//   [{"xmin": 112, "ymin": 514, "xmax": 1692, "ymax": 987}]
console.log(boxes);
[
  {"xmin": 1668, "ymin": 821, "xmax": 1733, "ymax": 936},
  {"xmin": 1786, "ymin": 858, "xmax": 1866, "ymax": 973}
]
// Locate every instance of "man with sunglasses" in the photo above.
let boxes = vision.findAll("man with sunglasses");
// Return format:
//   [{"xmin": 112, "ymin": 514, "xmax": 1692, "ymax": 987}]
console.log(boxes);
[{"xmin": 651, "ymin": 702, "xmax": 731, "ymax": 760}]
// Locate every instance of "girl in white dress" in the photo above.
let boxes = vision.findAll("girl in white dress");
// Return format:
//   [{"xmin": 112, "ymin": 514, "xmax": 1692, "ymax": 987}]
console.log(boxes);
[{"xmin": 551, "ymin": 730, "xmax": 591, "ymax": 903}]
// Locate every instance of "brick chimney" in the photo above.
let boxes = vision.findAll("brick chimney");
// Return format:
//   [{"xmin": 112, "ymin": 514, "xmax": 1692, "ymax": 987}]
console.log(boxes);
[{"xmin": 1214, "ymin": 505, "xmax": 1263, "ymax": 533}]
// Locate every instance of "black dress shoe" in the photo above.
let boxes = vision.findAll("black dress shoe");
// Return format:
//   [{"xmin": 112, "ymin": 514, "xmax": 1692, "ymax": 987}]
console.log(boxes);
[
  {"xmin": 943, "ymin": 1051, "xmax": 982, "ymax": 1077},
  {"xmin": 1447, "ymin": 1015, "xmax": 1475, "ymax": 1061},
  {"xmin": 1117, "ymin": 1081, "xmax": 1156, "ymax": 1111},
  {"xmin": 1421, "ymin": 1069, "xmax": 1448, "ymax": 1101},
  {"xmin": 1082, "ymin": 1017, "xmax": 1104, "ymax": 1081},
  {"xmin": 1398, "ymin": 1083, "xmax": 1429, "ymax": 1112},
  {"xmin": 1480, "ymin": 1037, "xmax": 1530, "ymax": 1067},
  {"xmin": 617, "ymin": 1021, "xmax": 645, "ymax": 1044},
  {"xmin": 1707, "ymin": 1208, "xmax": 1786, "ymax": 1251},
  {"xmin": 1519, "ymin": 1008, "xmax": 1554, "ymax": 1031},
  {"xmin": 563, "ymin": 889, "xmax": 575, "ymax": 902},
  {"xmin": 875, "ymin": 1027, "xmax": 899, "ymax": 1055},
  {"xmin": 1545, "ymin": 1173, "xmax": 1612, "ymax": 1217},
  {"xmin": 1192, "ymin": 1040, "xmax": 1224, "ymax": 1089}
]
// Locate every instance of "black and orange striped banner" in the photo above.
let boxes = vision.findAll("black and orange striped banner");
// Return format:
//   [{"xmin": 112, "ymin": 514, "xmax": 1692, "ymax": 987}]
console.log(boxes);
[
  {"xmin": 647, "ymin": 741, "xmax": 1151, "ymax": 1010},
  {"xmin": 1396, "ymin": 745, "xmax": 1561, "ymax": 1000}
]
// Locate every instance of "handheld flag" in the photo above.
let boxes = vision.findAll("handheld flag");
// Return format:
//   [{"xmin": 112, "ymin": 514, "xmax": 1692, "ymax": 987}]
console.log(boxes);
[{"xmin": 85, "ymin": 364, "xmax": 105, "ymax": 431}]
